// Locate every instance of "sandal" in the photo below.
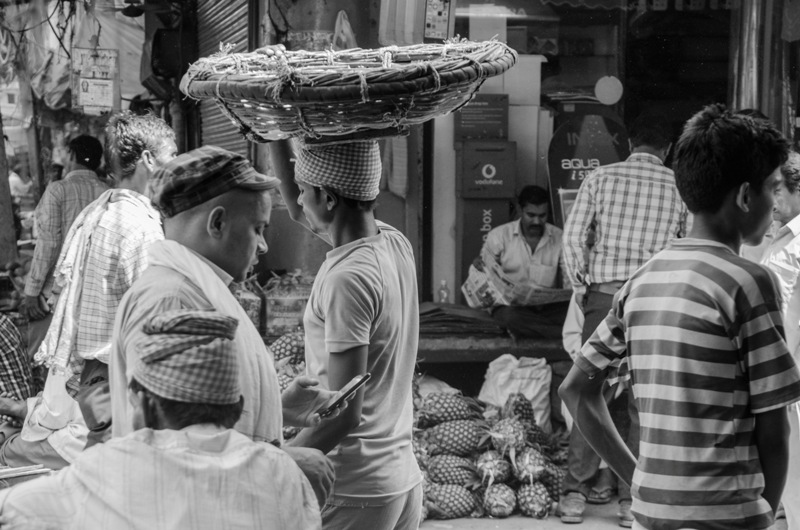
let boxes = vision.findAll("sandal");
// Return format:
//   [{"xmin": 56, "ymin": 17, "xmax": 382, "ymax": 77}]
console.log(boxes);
[{"xmin": 586, "ymin": 486, "xmax": 615, "ymax": 505}]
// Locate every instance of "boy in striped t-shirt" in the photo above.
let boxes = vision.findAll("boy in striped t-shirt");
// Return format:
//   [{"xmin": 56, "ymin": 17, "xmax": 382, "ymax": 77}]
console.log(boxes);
[{"xmin": 560, "ymin": 104, "xmax": 800, "ymax": 530}]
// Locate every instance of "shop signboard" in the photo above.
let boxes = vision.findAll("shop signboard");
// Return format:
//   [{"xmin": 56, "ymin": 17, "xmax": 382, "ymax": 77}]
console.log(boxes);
[
  {"xmin": 454, "ymin": 93, "xmax": 508, "ymax": 141},
  {"xmin": 547, "ymin": 113, "xmax": 629, "ymax": 227},
  {"xmin": 71, "ymin": 47, "xmax": 120, "ymax": 116},
  {"xmin": 458, "ymin": 140, "xmax": 516, "ymax": 199}
]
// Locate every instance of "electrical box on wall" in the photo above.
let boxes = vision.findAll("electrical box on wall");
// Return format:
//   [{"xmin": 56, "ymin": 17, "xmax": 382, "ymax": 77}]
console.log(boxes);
[{"xmin": 458, "ymin": 141, "xmax": 517, "ymax": 199}]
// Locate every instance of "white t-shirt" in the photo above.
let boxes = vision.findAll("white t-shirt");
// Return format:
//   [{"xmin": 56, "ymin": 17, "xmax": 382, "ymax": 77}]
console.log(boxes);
[{"xmin": 304, "ymin": 221, "xmax": 422, "ymax": 501}]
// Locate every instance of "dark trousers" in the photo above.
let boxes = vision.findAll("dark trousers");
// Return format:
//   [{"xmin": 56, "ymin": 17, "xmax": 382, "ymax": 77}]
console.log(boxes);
[
  {"xmin": 491, "ymin": 302, "xmax": 570, "ymax": 341},
  {"xmin": 562, "ymin": 289, "xmax": 640, "ymax": 501}
]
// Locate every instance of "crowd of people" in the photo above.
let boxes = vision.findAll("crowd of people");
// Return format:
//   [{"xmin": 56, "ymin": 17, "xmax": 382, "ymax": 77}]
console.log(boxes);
[
  {"xmin": 0, "ymin": 100, "xmax": 799, "ymax": 530},
  {"xmin": 0, "ymin": 108, "xmax": 422, "ymax": 529}
]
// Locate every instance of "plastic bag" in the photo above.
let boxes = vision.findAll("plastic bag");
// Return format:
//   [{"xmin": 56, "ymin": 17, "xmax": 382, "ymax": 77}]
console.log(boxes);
[{"xmin": 478, "ymin": 354, "xmax": 552, "ymax": 432}]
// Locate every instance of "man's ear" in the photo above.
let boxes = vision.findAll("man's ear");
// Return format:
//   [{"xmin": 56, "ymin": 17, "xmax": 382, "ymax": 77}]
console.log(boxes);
[
  {"xmin": 206, "ymin": 206, "xmax": 227, "ymax": 238},
  {"xmin": 735, "ymin": 182, "xmax": 751, "ymax": 212},
  {"xmin": 321, "ymin": 187, "xmax": 339, "ymax": 211},
  {"xmin": 140, "ymin": 150, "xmax": 157, "ymax": 172}
]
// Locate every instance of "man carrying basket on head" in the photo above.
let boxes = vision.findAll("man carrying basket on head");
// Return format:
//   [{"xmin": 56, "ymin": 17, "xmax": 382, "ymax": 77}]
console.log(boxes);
[{"xmin": 270, "ymin": 138, "xmax": 423, "ymax": 530}]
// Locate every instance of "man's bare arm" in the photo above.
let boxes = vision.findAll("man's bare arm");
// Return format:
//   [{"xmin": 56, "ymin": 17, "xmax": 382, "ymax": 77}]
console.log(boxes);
[
  {"xmin": 559, "ymin": 364, "xmax": 636, "ymax": 488},
  {"xmin": 755, "ymin": 406, "xmax": 790, "ymax": 514}
]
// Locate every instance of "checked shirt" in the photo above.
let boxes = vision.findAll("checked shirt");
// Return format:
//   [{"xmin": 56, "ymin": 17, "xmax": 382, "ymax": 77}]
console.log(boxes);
[
  {"xmin": 563, "ymin": 152, "xmax": 688, "ymax": 288},
  {"xmin": 24, "ymin": 170, "xmax": 109, "ymax": 299}
]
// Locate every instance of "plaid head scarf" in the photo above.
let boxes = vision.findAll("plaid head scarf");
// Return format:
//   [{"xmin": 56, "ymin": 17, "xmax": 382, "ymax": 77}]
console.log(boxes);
[
  {"xmin": 294, "ymin": 140, "xmax": 382, "ymax": 201},
  {"xmin": 133, "ymin": 310, "xmax": 241, "ymax": 405}
]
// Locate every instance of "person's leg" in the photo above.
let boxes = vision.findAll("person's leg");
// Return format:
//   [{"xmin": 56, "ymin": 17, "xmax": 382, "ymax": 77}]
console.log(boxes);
[
  {"xmin": 559, "ymin": 290, "xmax": 617, "ymax": 523},
  {"xmin": 562, "ymin": 426, "xmax": 602, "ymax": 499},
  {"xmin": 322, "ymin": 485, "xmax": 422, "ymax": 530},
  {"xmin": 0, "ymin": 431, "xmax": 69, "ymax": 470}
]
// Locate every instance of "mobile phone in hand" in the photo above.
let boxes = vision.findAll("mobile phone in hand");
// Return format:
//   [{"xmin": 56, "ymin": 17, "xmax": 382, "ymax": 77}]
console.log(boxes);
[{"xmin": 315, "ymin": 373, "xmax": 371, "ymax": 418}]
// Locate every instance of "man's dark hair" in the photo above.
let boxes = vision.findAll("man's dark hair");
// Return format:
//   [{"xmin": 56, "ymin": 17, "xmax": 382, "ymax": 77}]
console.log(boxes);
[
  {"xmin": 673, "ymin": 103, "xmax": 789, "ymax": 214},
  {"xmin": 518, "ymin": 185, "xmax": 549, "ymax": 208},
  {"xmin": 104, "ymin": 111, "xmax": 175, "ymax": 181},
  {"xmin": 129, "ymin": 378, "xmax": 244, "ymax": 430},
  {"xmin": 782, "ymin": 151, "xmax": 800, "ymax": 194},
  {"xmin": 735, "ymin": 108, "xmax": 769, "ymax": 120},
  {"xmin": 68, "ymin": 135, "xmax": 104, "ymax": 171},
  {"xmin": 628, "ymin": 114, "xmax": 673, "ymax": 150}
]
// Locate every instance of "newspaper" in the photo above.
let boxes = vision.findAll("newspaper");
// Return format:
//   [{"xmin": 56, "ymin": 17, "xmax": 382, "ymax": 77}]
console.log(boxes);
[{"xmin": 461, "ymin": 255, "xmax": 573, "ymax": 309}]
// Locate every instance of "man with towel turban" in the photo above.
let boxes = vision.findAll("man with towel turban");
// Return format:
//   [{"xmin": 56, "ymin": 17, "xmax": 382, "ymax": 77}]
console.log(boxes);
[
  {"xmin": 0, "ymin": 310, "xmax": 322, "ymax": 529},
  {"xmin": 111, "ymin": 145, "xmax": 339, "ymax": 508},
  {"xmin": 270, "ymin": 139, "xmax": 423, "ymax": 529}
]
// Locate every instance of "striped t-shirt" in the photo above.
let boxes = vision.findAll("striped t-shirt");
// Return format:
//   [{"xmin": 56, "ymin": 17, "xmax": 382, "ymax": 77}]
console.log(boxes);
[{"xmin": 576, "ymin": 238, "xmax": 800, "ymax": 530}]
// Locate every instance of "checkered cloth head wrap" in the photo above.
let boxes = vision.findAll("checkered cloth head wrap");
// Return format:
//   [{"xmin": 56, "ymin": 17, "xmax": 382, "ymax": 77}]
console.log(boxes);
[
  {"xmin": 133, "ymin": 310, "xmax": 241, "ymax": 405},
  {"xmin": 294, "ymin": 140, "xmax": 382, "ymax": 201}
]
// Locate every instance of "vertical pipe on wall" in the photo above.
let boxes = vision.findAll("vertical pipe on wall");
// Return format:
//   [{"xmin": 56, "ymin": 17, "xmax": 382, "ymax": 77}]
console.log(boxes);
[{"xmin": 729, "ymin": 0, "xmax": 791, "ymax": 134}]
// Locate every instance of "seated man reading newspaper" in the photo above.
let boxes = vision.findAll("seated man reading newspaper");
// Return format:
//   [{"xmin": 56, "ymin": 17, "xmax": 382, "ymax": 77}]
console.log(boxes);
[{"xmin": 462, "ymin": 185, "xmax": 571, "ymax": 340}]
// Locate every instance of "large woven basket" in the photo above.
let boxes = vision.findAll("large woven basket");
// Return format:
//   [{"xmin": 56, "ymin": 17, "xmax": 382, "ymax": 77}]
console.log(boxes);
[{"xmin": 179, "ymin": 39, "xmax": 517, "ymax": 144}]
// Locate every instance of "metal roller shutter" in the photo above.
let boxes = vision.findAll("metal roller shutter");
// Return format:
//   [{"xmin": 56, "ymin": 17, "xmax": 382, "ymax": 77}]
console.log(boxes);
[{"xmin": 196, "ymin": 0, "xmax": 250, "ymax": 157}]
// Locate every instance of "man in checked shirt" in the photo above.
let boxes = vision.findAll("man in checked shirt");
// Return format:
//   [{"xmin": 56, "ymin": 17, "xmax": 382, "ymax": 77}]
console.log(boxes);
[
  {"xmin": 559, "ymin": 114, "xmax": 688, "ymax": 526},
  {"xmin": 19, "ymin": 135, "xmax": 109, "ymax": 357}
]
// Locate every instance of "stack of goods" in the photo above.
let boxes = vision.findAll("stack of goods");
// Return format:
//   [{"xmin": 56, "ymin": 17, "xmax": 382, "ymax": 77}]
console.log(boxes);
[
  {"xmin": 180, "ymin": 39, "xmax": 517, "ymax": 145},
  {"xmin": 264, "ymin": 270, "xmax": 314, "ymax": 337},
  {"xmin": 269, "ymin": 331, "xmax": 306, "ymax": 440},
  {"xmin": 412, "ymin": 387, "xmax": 568, "ymax": 522}
]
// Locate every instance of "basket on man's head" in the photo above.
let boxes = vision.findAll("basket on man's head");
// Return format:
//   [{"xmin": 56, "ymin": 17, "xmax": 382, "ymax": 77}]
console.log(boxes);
[{"xmin": 148, "ymin": 145, "xmax": 281, "ymax": 218}]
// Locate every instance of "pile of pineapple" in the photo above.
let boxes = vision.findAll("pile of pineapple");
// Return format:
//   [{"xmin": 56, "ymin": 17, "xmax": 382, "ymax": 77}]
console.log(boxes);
[
  {"xmin": 413, "ymin": 389, "xmax": 568, "ymax": 521},
  {"xmin": 269, "ymin": 331, "xmax": 307, "ymax": 440}
]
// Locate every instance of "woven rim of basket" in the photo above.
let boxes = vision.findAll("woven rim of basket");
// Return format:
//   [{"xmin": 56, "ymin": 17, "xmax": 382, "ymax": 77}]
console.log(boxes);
[{"xmin": 179, "ymin": 39, "xmax": 517, "ymax": 105}]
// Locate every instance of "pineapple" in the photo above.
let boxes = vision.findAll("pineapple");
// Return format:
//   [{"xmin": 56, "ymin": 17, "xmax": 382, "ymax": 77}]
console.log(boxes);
[
  {"xmin": 483, "ymin": 483, "xmax": 516, "ymax": 518},
  {"xmin": 476, "ymin": 450, "xmax": 512, "ymax": 487},
  {"xmin": 424, "ymin": 419, "xmax": 484, "ymax": 457},
  {"xmin": 540, "ymin": 461, "xmax": 566, "ymax": 501},
  {"xmin": 517, "ymin": 481, "xmax": 551, "ymax": 518},
  {"xmin": 502, "ymin": 392, "xmax": 535, "ymax": 424},
  {"xmin": 417, "ymin": 392, "xmax": 484, "ymax": 428},
  {"xmin": 514, "ymin": 447, "xmax": 547, "ymax": 485},
  {"xmin": 486, "ymin": 417, "xmax": 527, "ymax": 463},
  {"xmin": 269, "ymin": 331, "xmax": 305, "ymax": 363},
  {"xmin": 427, "ymin": 455, "xmax": 479, "ymax": 486},
  {"xmin": 275, "ymin": 358, "xmax": 306, "ymax": 393},
  {"xmin": 412, "ymin": 434, "xmax": 432, "ymax": 471},
  {"xmin": 526, "ymin": 421, "xmax": 552, "ymax": 448},
  {"xmin": 425, "ymin": 483, "xmax": 479, "ymax": 519}
]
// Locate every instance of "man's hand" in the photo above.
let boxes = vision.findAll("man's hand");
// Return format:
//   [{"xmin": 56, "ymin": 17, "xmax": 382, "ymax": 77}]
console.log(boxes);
[
  {"xmin": 0, "ymin": 393, "xmax": 26, "ymax": 421},
  {"xmin": 282, "ymin": 446, "xmax": 334, "ymax": 509},
  {"xmin": 18, "ymin": 295, "xmax": 48, "ymax": 321},
  {"xmin": 282, "ymin": 375, "xmax": 345, "ymax": 427},
  {"xmin": 472, "ymin": 257, "xmax": 485, "ymax": 272}
]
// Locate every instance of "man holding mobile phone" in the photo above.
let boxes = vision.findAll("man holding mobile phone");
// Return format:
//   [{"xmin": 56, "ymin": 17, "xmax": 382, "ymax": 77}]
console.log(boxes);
[{"xmin": 271, "ymin": 137, "xmax": 422, "ymax": 530}]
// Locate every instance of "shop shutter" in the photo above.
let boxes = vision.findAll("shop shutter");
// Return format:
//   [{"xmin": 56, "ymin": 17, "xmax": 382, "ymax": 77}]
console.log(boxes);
[{"xmin": 196, "ymin": 0, "xmax": 250, "ymax": 157}]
